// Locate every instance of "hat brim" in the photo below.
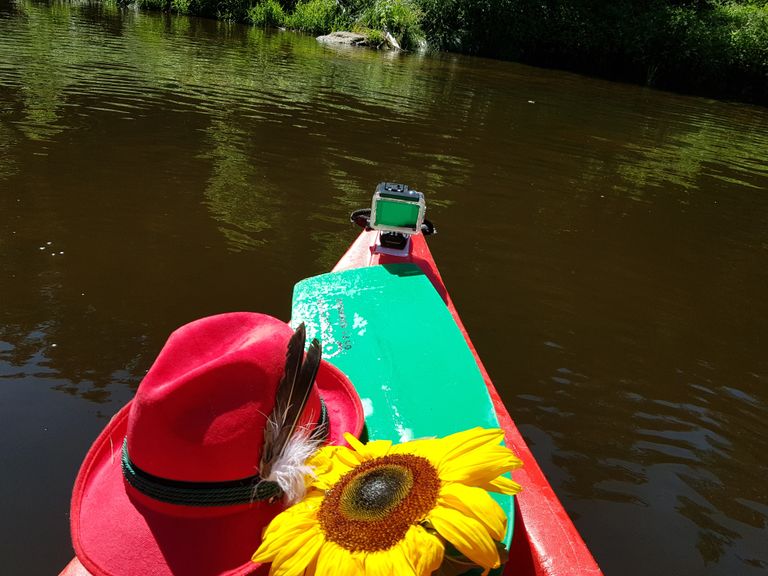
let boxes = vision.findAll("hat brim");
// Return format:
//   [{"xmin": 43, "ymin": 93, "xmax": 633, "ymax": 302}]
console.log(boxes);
[{"xmin": 71, "ymin": 361, "xmax": 364, "ymax": 576}]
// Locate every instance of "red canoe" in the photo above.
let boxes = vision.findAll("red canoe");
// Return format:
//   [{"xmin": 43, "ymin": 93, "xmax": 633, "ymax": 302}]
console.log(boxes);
[{"xmin": 61, "ymin": 228, "xmax": 602, "ymax": 576}]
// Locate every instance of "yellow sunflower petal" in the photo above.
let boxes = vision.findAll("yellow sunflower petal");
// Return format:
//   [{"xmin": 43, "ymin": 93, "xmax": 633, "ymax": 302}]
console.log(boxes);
[
  {"xmin": 254, "ymin": 517, "xmax": 313, "ymax": 562},
  {"xmin": 438, "ymin": 445, "xmax": 522, "ymax": 486},
  {"xmin": 270, "ymin": 523, "xmax": 325, "ymax": 576},
  {"xmin": 478, "ymin": 474, "xmax": 523, "ymax": 495},
  {"xmin": 390, "ymin": 438, "xmax": 441, "ymax": 463},
  {"xmin": 310, "ymin": 471, "xmax": 345, "ymax": 491},
  {"xmin": 361, "ymin": 439, "xmax": 394, "ymax": 457},
  {"xmin": 253, "ymin": 516, "xmax": 320, "ymax": 563},
  {"xmin": 332, "ymin": 445, "xmax": 368, "ymax": 469},
  {"xmin": 308, "ymin": 444, "xmax": 362, "ymax": 489},
  {"xmin": 364, "ymin": 544, "xmax": 416, "ymax": 576},
  {"xmin": 264, "ymin": 493, "xmax": 322, "ymax": 528},
  {"xmin": 343, "ymin": 432, "xmax": 392, "ymax": 459},
  {"xmin": 404, "ymin": 524, "xmax": 444, "ymax": 576},
  {"xmin": 436, "ymin": 428, "xmax": 505, "ymax": 462},
  {"xmin": 253, "ymin": 493, "xmax": 323, "ymax": 559},
  {"xmin": 313, "ymin": 542, "xmax": 335, "ymax": 576},
  {"xmin": 302, "ymin": 549, "xmax": 319, "ymax": 576},
  {"xmin": 438, "ymin": 483, "xmax": 507, "ymax": 541},
  {"xmin": 299, "ymin": 490, "xmax": 326, "ymax": 511},
  {"xmin": 306, "ymin": 447, "xmax": 333, "ymax": 472},
  {"xmin": 444, "ymin": 427, "xmax": 505, "ymax": 449},
  {"xmin": 427, "ymin": 505, "xmax": 500, "ymax": 569},
  {"xmin": 315, "ymin": 541, "xmax": 364, "ymax": 576},
  {"xmin": 343, "ymin": 431, "xmax": 364, "ymax": 449},
  {"xmin": 293, "ymin": 489, "xmax": 324, "ymax": 506},
  {"xmin": 307, "ymin": 444, "xmax": 343, "ymax": 465},
  {"xmin": 392, "ymin": 428, "xmax": 506, "ymax": 472},
  {"xmin": 312, "ymin": 443, "xmax": 363, "ymax": 466}
]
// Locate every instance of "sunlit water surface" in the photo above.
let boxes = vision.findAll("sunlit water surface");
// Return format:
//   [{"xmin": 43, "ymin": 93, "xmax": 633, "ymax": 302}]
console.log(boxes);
[{"xmin": 1, "ymin": 1, "xmax": 767, "ymax": 574}]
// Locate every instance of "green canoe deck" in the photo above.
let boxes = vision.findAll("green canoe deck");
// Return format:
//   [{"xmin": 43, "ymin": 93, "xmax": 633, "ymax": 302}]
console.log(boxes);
[{"xmin": 291, "ymin": 263, "xmax": 514, "ymax": 552}]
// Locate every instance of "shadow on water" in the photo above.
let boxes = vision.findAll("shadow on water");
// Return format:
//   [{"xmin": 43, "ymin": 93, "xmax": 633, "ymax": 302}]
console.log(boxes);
[{"xmin": 1, "ymin": 1, "xmax": 768, "ymax": 575}]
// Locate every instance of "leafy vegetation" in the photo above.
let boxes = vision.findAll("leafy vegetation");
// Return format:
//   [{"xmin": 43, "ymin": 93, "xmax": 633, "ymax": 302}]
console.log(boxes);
[
  {"xmin": 355, "ymin": 0, "xmax": 424, "ymax": 48},
  {"xmin": 413, "ymin": 0, "xmax": 768, "ymax": 102},
  {"xmin": 285, "ymin": 0, "xmax": 344, "ymax": 35},
  {"xmin": 247, "ymin": 0, "xmax": 285, "ymax": 27},
  {"xmin": 120, "ymin": 0, "xmax": 767, "ymax": 103}
]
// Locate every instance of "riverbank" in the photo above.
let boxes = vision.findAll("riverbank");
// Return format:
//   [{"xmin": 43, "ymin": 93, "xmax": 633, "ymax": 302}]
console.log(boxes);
[{"xmin": 124, "ymin": 0, "xmax": 768, "ymax": 104}]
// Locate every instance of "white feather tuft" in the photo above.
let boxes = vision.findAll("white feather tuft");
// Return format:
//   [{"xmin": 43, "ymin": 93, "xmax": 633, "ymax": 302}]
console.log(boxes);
[{"xmin": 261, "ymin": 424, "xmax": 324, "ymax": 505}]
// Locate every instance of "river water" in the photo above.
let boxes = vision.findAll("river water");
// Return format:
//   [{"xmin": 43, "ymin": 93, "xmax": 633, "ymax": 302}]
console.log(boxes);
[{"xmin": 1, "ymin": 1, "xmax": 767, "ymax": 574}]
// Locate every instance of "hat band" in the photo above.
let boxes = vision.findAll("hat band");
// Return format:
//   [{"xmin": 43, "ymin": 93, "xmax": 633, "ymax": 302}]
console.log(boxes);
[{"xmin": 121, "ymin": 401, "xmax": 329, "ymax": 507}]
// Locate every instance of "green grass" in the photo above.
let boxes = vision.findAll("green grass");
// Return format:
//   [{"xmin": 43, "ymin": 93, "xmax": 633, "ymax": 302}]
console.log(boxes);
[
  {"xmin": 171, "ymin": 0, "xmax": 191, "ymax": 12},
  {"xmin": 284, "ymin": 0, "xmax": 347, "ymax": 34},
  {"xmin": 357, "ymin": 0, "xmax": 424, "ymax": 49},
  {"xmin": 352, "ymin": 25, "xmax": 386, "ymax": 47},
  {"xmin": 247, "ymin": 0, "xmax": 285, "ymax": 27}
]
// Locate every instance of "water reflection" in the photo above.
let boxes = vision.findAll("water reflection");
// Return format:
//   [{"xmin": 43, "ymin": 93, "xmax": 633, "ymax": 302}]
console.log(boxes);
[
  {"xmin": 513, "ymin": 347, "xmax": 767, "ymax": 571},
  {"xmin": 0, "ymin": 117, "xmax": 17, "ymax": 181},
  {"xmin": 616, "ymin": 109, "xmax": 768, "ymax": 194},
  {"xmin": 203, "ymin": 114, "xmax": 275, "ymax": 251}
]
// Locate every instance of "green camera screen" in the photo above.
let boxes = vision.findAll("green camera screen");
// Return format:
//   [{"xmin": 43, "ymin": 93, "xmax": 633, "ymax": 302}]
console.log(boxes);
[{"xmin": 374, "ymin": 199, "xmax": 420, "ymax": 229}]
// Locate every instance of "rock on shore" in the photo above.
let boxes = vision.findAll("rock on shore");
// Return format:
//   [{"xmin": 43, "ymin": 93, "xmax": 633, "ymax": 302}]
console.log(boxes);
[
  {"xmin": 316, "ymin": 31, "xmax": 368, "ymax": 46},
  {"xmin": 316, "ymin": 30, "xmax": 402, "ymax": 51}
]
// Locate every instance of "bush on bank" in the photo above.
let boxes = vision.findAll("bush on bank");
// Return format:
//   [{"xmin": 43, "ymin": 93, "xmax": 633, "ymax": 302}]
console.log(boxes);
[
  {"xmin": 130, "ymin": 0, "xmax": 767, "ymax": 104},
  {"xmin": 243, "ymin": 0, "xmax": 424, "ymax": 49},
  {"xmin": 247, "ymin": 0, "xmax": 284, "ymax": 28}
]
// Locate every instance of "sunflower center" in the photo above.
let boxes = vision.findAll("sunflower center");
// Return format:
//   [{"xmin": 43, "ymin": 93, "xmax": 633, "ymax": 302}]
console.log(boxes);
[
  {"xmin": 340, "ymin": 464, "xmax": 413, "ymax": 520},
  {"xmin": 318, "ymin": 453, "xmax": 440, "ymax": 552}
]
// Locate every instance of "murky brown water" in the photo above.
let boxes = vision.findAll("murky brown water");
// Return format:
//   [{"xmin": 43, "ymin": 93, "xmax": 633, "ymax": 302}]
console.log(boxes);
[{"xmin": 2, "ymin": 1, "xmax": 767, "ymax": 574}]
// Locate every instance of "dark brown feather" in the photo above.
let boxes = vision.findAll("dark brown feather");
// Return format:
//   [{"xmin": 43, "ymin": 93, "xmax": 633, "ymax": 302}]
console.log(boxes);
[
  {"xmin": 259, "ymin": 324, "xmax": 321, "ymax": 478},
  {"xmin": 272, "ymin": 337, "xmax": 321, "ymax": 454}
]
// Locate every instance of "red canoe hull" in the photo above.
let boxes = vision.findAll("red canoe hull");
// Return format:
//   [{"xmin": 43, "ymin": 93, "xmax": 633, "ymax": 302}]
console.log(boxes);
[{"xmin": 61, "ymin": 230, "xmax": 601, "ymax": 576}]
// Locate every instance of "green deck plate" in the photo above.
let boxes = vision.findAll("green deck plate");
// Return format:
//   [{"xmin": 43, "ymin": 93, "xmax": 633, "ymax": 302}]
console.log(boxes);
[{"xmin": 291, "ymin": 263, "xmax": 515, "ymax": 559}]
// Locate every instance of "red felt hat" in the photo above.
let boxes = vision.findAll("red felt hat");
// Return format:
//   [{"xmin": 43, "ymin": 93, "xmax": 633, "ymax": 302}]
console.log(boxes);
[{"xmin": 70, "ymin": 312, "xmax": 364, "ymax": 576}]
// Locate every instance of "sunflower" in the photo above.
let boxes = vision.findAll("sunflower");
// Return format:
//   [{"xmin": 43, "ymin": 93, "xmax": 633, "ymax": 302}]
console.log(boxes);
[{"xmin": 252, "ymin": 427, "xmax": 522, "ymax": 576}]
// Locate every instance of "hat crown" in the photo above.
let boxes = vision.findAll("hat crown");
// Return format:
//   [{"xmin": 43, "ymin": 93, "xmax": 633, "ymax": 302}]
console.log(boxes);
[{"xmin": 126, "ymin": 313, "xmax": 321, "ymax": 483}]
